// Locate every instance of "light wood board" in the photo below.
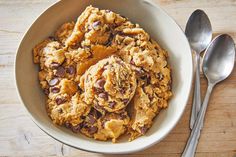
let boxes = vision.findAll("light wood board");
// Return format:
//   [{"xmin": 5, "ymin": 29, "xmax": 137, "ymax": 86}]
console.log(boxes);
[{"xmin": 0, "ymin": 0, "xmax": 236, "ymax": 156}]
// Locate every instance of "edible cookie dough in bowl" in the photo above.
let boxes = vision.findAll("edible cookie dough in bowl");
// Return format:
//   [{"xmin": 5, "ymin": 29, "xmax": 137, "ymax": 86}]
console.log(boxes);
[{"xmin": 15, "ymin": 0, "xmax": 193, "ymax": 154}]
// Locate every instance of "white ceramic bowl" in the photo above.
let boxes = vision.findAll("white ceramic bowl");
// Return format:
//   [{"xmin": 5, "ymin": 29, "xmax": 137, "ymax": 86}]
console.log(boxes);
[{"xmin": 15, "ymin": 0, "xmax": 193, "ymax": 154}]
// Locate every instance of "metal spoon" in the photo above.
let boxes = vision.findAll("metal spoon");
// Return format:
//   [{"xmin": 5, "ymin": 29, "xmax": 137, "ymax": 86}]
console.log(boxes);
[
  {"xmin": 182, "ymin": 34, "xmax": 235, "ymax": 157},
  {"xmin": 185, "ymin": 9, "xmax": 212, "ymax": 129}
]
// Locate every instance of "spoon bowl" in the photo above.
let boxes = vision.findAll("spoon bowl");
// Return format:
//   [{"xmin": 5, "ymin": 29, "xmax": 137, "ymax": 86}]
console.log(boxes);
[
  {"xmin": 185, "ymin": 9, "xmax": 212, "ymax": 53},
  {"xmin": 203, "ymin": 34, "xmax": 235, "ymax": 84}
]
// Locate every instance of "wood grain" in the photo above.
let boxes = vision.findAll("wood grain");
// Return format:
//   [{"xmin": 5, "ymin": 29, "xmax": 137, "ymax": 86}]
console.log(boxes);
[{"xmin": 0, "ymin": 0, "xmax": 236, "ymax": 156}]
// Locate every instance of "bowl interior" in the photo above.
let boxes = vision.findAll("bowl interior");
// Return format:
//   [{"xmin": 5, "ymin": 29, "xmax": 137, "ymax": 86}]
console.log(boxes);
[{"xmin": 15, "ymin": 0, "xmax": 192, "ymax": 154}]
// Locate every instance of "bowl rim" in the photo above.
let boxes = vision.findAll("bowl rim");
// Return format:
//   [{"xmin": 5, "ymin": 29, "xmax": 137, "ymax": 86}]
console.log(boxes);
[{"xmin": 15, "ymin": 0, "xmax": 193, "ymax": 154}]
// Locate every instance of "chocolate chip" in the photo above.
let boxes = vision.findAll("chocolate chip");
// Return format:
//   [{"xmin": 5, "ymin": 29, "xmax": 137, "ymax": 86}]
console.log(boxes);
[
  {"xmin": 148, "ymin": 95, "xmax": 154, "ymax": 101},
  {"xmin": 87, "ymin": 25, "xmax": 92, "ymax": 31},
  {"xmin": 83, "ymin": 45, "xmax": 91, "ymax": 50},
  {"xmin": 87, "ymin": 53, "xmax": 93, "ymax": 59},
  {"xmin": 95, "ymin": 110, "xmax": 102, "ymax": 119},
  {"xmin": 94, "ymin": 104, "xmax": 102, "ymax": 111},
  {"xmin": 95, "ymin": 109, "xmax": 102, "ymax": 119},
  {"xmin": 55, "ymin": 66, "xmax": 65, "ymax": 77},
  {"xmin": 137, "ymin": 45, "xmax": 143, "ymax": 50},
  {"xmin": 105, "ymin": 33, "xmax": 113, "ymax": 46},
  {"xmin": 83, "ymin": 122, "xmax": 89, "ymax": 129},
  {"xmin": 140, "ymin": 126, "xmax": 148, "ymax": 135},
  {"xmin": 105, "ymin": 39, "xmax": 112, "ymax": 46},
  {"xmin": 109, "ymin": 101, "xmax": 116, "ymax": 108},
  {"xmin": 58, "ymin": 108, "xmax": 63, "ymax": 113},
  {"xmin": 105, "ymin": 10, "xmax": 111, "ymax": 13},
  {"xmin": 94, "ymin": 87, "xmax": 103, "ymax": 94},
  {"xmin": 71, "ymin": 124, "xmax": 81, "ymax": 133},
  {"xmin": 88, "ymin": 126, "xmax": 98, "ymax": 134},
  {"xmin": 117, "ymin": 31, "xmax": 125, "ymax": 36},
  {"xmin": 89, "ymin": 108, "xmax": 101, "ymax": 119},
  {"xmin": 66, "ymin": 66, "xmax": 75, "ymax": 75},
  {"xmin": 55, "ymin": 97, "xmax": 65, "ymax": 105},
  {"xmin": 167, "ymin": 81, "xmax": 172, "ymax": 90},
  {"xmin": 94, "ymin": 103, "xmax": 106, "ymax": 115},
  {"xmin": 101, "ymin": 120, "xmax": 106, "ymax": 128},
  {"xmin": 115, "ymin": 60, "xmax": 122, "ymax": 65},
  {"xmin": 51, "ymin": 87, "xmax": 60, "ymax": 93},
  {"xmin": 147, "ymin": 76, "xmax": 151, "ymax": 84},
  {"xmin": 43, "ymin": 89, "xmax": 49, "ymax": 95},
  {"xmin": 141, "ymin": 74, "xmax": 151, "ymax": 85},
  {"xmin": 135, "ymin": 68, "xmax": 145, "ymax": 76},
  {"xmin": 77, "ymin": 85, "xmax": 83, "ymax": 93},
  {"xmin": 105, "ymin": 27, "xmax": 111, "ymax": 32},
  {"xmin": 140, "ymin": 75, "xmax": 147, "ymax": 80},
  {"xmin": 88, "ymin": 115, "xmax": 96, "ymax": 125},
  {"xmin": 81, "ymin": 26, "xmax": 85, "ymax": 31},
  {"xmin": 130, "ymin": 59, "xmax": 135, "ymax": 65},
  {"xmin": 154, "ymin": 82, "xmax": 160, "ymax": 88},
  {"xmin": 51, "ymin": 62, "xmax": 60, "ymax": 69},
  {"xmin": 48, "ymin": 78, "xmax": 59, "ymax": 86},
  {"xmin": 102, "ymin": 63, "xmax": 109, "ymax": 71},
  {"xmin": 70, "ymin": 43, "xmax": 81, "ymax": 49},
  {"xmin": 64, "ymin": 122, "xmax": 71, "ymax": 128},
  {"xmin": 119, "ymin": 113, "xmax": 127, "ymax": 120},
  {"xmin": 163, "ymin": 63, "xmax": 168, "ymax": 68},
  {"xmin": 120, "ymin": 88, "xmax": 126, "ymax": 94},
  {"xmin": 157, "ymin": 72, "xmax": 164, "ymax": 81},
  {"xmin": 49, "ymin": 36, "xmax": 56, "ymax": 41},
  {"xmin": 123, "ymin": 99, "xmax": 129, "ymax": 104},
  {"xmin": 98, "ymin": 92, "xmax": 108, "ymax": 100},
  {"xmin": 95, "ymin": 79, "xmax": 106, "ymax": 90},
  {"xmin": 92, "ymin": 21, "xmax": 101, "ymax": 28}
]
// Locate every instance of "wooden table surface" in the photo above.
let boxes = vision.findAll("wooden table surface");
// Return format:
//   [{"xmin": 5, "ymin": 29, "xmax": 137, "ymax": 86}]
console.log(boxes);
[{"xmin": 1, "ymin": 0, "xmax": 236, "ymax": 156}]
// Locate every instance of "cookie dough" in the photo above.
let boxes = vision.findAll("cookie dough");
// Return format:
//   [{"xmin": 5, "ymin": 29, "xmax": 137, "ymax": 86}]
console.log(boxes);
[
  {"xmin": 94, "ymin": 111, "xmax": 130, "ymax": 143},
  {"xmin": 33, "ymin": 5, "xmax": 172, "ymax": 142}
]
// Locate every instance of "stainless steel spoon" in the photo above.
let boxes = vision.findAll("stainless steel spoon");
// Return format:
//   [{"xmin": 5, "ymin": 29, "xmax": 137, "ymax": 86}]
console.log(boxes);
[
  {"xmin": 185, "ymin": 9, "xmax": 212, "ymax": 129},
  {"xmin": 182, "ymin": 34, "xmax": 235, "ymax": 157}
]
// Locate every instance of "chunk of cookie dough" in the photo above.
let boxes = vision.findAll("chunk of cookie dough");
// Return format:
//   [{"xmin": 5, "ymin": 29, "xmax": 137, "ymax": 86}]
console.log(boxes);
[
  {"xmin": 39, "ymin": 40, "xmax": 65, "ymax": 70},
  {"xmin": 55, "ymin": 22, "xmax": 75, "ymax": 44},
  {"xmin": 65, "ymin": 6, "xmax": 126, "ymax": 47},
  {"xmin": 70, "ymin": 108, "xmax": 129, "ymax": 143},
  {"xmin": 48, "ymin": 78, "xmax": 78, "ymax": 100},
  {"xmin": 63, "ymin": 5, "xmax": 127, "ymax": 76},
  {"xmin": 80, "ymin": 55, "xmax": 137, "ymax": 113},
  {"xmin": 47, "ymin": 92, "xmax": 91, "ymax": 126},
  {"xmin": 128, "ymin": 71, "xmax": 172, "ymax": 140},
  {"xmin": 94, "ymin": 111, "xmax": 130, "ymax": 143}
]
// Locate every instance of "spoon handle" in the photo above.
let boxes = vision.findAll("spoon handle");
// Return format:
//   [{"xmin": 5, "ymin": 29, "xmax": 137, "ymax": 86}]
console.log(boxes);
[
  {"xmin": 182, "ymin": 83, "xmax": 214, "ymax": 157},
  {"xmin": 190, "ymin": 53, "xmax": 202, "ymax": 129}
]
